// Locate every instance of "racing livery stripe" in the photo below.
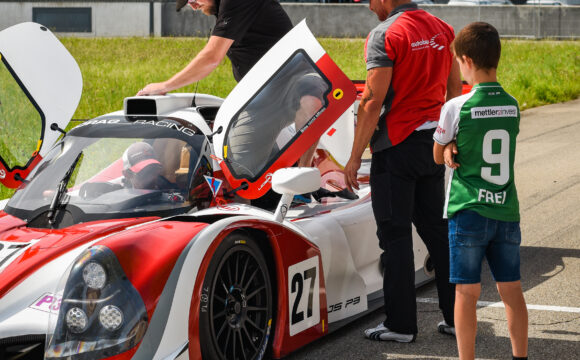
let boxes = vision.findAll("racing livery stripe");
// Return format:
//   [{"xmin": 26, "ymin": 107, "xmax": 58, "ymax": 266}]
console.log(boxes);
[{"xmin": 131, "ymin": 229, "xmax": 200, "ymax": 360}]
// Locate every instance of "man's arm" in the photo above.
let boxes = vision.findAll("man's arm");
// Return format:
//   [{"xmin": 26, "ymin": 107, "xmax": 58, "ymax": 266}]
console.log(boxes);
[
  {"xmin": 138, "ymin": 35, "xmax": 234, "ymax": 96},
  {"xmin": 344, "ymin": 67, "xmax": 392, "ymax": 191},
  {"xmin": 446, "ymin": 57, "xmax": 462, "ymax": 102}
]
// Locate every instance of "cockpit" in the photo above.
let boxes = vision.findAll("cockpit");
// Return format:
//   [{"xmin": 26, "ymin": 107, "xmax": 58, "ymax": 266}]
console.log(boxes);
[{"xmin": 4, "ymin": 115, "xmax": 214, "ymax": 229}]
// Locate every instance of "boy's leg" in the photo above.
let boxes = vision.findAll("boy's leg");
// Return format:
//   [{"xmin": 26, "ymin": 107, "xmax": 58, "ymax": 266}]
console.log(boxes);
[
  {"xmin": 486, "ymin": 220, "xmax": 527, "ymax": 358},
  {"xmin": 455, "ymin": 283, "xmax": 481, "ymax": 360},
  {"xmin": 448, "ymin": 210, "xmax": 489, "ymax": 359},
  {"xmin": 497, "ymin": 281, "xmax": 528, "ymax": 358}
]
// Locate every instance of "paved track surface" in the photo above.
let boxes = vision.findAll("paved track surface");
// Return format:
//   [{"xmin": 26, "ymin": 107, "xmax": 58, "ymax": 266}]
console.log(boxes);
[{"xmin": 286, "ymin": 98, "xmax": 580, "ymax": 360}]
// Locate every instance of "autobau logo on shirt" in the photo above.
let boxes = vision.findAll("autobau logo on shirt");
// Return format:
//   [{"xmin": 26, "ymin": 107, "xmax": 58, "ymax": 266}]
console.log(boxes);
[{"xmin": 411, "ymin": 33, "xmax": 445, "ymax": 51}]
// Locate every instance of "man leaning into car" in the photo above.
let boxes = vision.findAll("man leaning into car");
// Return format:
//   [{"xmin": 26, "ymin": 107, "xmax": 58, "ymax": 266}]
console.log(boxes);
[
  {"xmin": 137, "ymin": 0, "xmax": 292, "ymax": 95},
  {"xmin": 344, "ymin": 0, "xmax": 462, "ymax": 344}
]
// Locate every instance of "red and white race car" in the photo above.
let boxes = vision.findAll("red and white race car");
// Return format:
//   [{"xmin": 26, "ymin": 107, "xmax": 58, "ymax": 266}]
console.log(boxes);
[{"xmin": 0, "ymin": 22, "xmax": 436, "ymax": 359}]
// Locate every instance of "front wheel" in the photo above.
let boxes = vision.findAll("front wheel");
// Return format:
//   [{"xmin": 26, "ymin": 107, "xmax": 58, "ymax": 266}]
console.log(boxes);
[{"xmin": 199, "ymin": 232, "xmax": 274, "ymax": 360}]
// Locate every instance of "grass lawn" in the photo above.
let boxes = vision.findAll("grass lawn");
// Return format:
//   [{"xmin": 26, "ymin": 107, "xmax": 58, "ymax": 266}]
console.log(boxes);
[{"xmin": 1, "ymin": 37, "xmax": 579, "ymax": 199}]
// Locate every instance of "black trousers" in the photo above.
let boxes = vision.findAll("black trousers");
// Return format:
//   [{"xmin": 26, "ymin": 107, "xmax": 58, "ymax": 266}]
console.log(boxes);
[{"xmin": 370, "ymin": 129, "xmax": 455, "ymax": 335}]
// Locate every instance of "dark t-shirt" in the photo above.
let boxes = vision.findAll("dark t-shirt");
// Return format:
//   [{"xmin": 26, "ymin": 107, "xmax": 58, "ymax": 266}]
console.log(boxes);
[{"xmin": 212, "ymin": 0, "xmax": 293, "ymax": 81}]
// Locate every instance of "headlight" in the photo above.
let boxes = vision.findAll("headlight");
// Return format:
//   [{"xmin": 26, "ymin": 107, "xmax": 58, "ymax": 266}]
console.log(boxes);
[
  {"xmin": 45, "ymin": 246, "xmax": 148, "ymax": 359},
  {"xmin": 82, "ymin": 262, "xmax": 107, "ymax": 289},
  {"xmin": 65, "ymin": 307, "xmax": 89, "ymax": 334}
]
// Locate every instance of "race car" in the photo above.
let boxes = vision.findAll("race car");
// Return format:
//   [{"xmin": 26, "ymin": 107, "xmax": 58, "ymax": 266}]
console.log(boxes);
[{"xmin": 0, "ymin": 22, "xmax": 436, "ymax": 360}]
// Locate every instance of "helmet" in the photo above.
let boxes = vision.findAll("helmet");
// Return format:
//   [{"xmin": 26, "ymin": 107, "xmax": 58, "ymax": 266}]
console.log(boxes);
[{"xmin": 122, "ymin": 142, "xmax": 163, "ymax": 189}]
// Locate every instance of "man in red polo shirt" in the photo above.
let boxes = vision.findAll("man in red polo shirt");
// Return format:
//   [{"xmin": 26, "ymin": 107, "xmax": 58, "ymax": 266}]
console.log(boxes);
[{"xmin": 344, "ymin": 0, "xmax": 462, "ymax": 342}]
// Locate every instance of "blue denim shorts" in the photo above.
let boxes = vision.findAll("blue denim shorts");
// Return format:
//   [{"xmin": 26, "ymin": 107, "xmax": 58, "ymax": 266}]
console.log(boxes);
[{"xmin": 449, "ymin": 210, "xmax": 521, "ymax": 284}]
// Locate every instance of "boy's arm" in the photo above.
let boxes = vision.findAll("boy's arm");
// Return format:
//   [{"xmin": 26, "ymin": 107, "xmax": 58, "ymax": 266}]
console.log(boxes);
[
  {"xmin": 433, "ymin": 141, "xmax": 460, "ymax": 168},
  {"xmin": 444, "ymin": 142, "xmax": 460, "ymax": 168},
  {"xmin": 433, "ymin": 142, "xmax": 445, "ymax": 165}
]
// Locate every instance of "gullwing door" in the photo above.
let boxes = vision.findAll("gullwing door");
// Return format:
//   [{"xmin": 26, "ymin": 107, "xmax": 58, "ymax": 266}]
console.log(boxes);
[
  {"xmin": 0, "ymin": 22, "xmax": 82, "ymax": 188},
  {"xmin": 212, "ymin": 20, "xmax": 356, "ymax": 199}
]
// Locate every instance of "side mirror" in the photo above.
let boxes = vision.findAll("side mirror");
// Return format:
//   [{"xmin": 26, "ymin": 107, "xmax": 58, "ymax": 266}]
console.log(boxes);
[{"xmin": 271, "ymin": 167, "xmax": 320, "ymax": 222}]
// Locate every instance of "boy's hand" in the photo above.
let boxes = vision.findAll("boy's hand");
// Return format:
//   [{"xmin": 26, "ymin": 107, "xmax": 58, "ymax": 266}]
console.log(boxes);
[{"xmin": 444, "ymin": 141, "xmax": 460, "ymax": 169}]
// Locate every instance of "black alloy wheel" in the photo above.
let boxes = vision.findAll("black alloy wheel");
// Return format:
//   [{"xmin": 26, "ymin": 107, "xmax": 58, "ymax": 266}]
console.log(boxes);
[{"xmin": 199, "ymin": 233, "xmax": 274, "ymax": 360}]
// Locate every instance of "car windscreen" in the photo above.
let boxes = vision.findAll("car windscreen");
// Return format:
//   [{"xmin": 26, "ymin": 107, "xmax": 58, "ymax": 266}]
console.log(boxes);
[{"xmin": 5, "ymin": 116, "xmax": 213, "ymax": 228}]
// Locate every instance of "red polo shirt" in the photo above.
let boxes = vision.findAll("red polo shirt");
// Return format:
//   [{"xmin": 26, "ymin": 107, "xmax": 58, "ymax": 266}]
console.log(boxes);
[{"xmin": 364, "ymin": 3, "xmax": 455, "ymax": 151}]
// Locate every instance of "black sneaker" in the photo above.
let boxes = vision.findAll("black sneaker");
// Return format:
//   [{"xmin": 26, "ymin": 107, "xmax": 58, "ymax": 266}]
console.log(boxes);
[{"xmin": 437, "ymin": 320, "xmax": 456, "ymax": 336}]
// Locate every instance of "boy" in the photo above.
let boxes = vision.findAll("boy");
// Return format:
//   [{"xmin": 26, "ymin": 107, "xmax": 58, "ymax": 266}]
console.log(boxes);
[{"xmin": 432, "ymin": 22, "xmax": 528, "ymax": 360}]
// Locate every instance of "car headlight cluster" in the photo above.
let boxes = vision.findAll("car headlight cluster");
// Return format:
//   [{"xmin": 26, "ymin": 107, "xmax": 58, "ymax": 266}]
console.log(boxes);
[{"xmin": 45, "ymin": 246, "xmax": 148, "ymax": 359}]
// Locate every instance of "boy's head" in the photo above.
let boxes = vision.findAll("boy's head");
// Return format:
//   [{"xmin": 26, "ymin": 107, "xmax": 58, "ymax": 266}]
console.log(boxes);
[{"xmin": 452, "ymin": 22, "xmax": 501, "ymax": 70}]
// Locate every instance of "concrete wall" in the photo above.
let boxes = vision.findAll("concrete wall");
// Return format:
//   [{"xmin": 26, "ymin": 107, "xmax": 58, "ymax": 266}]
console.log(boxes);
[
  {"xmin": 164, "ymin": 3, "xmax": 580, "ymax": 39},
  {"xmin": 0, "ymin": 1, "xmax": 163, "ymax": 37},
  {"xmin": 1, "ymin": 2, "xmax": 579, "ymax": 39}
]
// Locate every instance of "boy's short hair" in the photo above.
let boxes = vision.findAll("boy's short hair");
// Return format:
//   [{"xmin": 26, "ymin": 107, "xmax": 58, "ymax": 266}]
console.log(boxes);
[{"xmin": 452, "ymin": 22, "xmax": 501, "ymax": 70}]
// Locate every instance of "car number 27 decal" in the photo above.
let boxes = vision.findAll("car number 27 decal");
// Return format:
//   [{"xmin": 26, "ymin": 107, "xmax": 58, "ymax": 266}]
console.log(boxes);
[{"xmin": 288, "ymin": 256, "xmax": 320, "ymax": 336}]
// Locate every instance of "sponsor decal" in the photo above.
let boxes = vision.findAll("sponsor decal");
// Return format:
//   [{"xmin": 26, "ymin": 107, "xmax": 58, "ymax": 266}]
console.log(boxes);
[
  {"xmin": 133, "ymin": 120, "xmax": 196, "ymax": 136},
  {"xmin": 333, "ymin": 88, "xmax": 344, "ymax": 100},
  {"xmin": 77, "ymin": 119, "xmax": 121, "ymax": 127},
  {"xmin": 0, "ymin": 169, "xmax": 5, "ymax": 179},
  {"xmin": 471, "ymin": 106, "xmax": 518, "ymax": 119},
  {"xmin": 299, "ymin": 107, "xmax": 326, "ymax": 134},
  {"xmin": 78, "ymin": 118, "xmax": 197, "ymax": 136},
  {"xmin": 30, "ymin": 293, "xmax": 62, "ymax": 313},
  {"xmin": 258, "ymin": 173, "xmax": 273, "ymax": 191},
  {"xmin": 216, "ymin": 204, "xmax": 240, "ymax": 211},
  {"xmin": 328, "ymin": 296, "xmax": 361, "ymax": 313},
  {"xmin": 203, "ymin": 175, "xmax": 223, "ymax": 198}
]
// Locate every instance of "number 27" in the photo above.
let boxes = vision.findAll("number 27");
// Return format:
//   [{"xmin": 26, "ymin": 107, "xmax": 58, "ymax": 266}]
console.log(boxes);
[{"xmin": 290, "ymin": 267, "xmax": 317, "ymax": 325}]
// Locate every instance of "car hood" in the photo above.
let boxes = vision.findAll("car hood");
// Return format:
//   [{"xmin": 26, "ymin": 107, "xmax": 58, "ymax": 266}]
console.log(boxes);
[{"xmin": 0, "ymin": 212, "xmax": 157, "ymax": 299}]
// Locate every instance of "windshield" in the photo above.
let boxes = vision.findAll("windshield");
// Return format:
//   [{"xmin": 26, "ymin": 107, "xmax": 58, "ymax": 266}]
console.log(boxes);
[{"xmin": 5, "ymin": 115, "xmax": 213, "ymax": 228}]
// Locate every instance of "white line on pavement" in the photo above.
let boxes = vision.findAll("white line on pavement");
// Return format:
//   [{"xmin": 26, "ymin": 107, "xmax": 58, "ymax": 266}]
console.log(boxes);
[{"xmin": 417, "ymin": 297, "xmax": 580, "ymax": 313}]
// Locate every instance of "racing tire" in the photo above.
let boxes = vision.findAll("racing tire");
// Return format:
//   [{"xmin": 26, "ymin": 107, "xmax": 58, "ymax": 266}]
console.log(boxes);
[{"xmin": 199, "ymin": 232, "xmax": 274, "ymax": 360}]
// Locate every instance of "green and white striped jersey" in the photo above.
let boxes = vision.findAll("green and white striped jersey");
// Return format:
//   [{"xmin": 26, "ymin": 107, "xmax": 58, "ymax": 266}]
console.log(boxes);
[{"xmin": 434, "ymin": 82, "xmax": 520, "ymax": 221}]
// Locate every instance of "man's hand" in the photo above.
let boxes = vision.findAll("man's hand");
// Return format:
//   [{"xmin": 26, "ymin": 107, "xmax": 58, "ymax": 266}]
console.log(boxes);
[
  {"xmin": 344, "ymin": 156, "xmax": 362, "ymax": 192},
  {"xmin": 137, "ymin": 82, "xmax": 168, "ymax": 96},
  {"xmin": 443, "ymin": 141, "xmax": 460, "ymax": 169}
]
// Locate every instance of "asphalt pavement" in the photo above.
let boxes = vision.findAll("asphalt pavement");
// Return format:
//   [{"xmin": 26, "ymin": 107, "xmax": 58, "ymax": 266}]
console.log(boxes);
[{"xmin": 286, "ymin": 98, "xmax": 580, "ymax": 360}]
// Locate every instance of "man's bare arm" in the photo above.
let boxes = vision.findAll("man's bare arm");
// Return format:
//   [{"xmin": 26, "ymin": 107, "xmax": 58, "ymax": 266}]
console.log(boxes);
[
  {"xmin": 138, "ymin": 35, "xmax": 234, "ymax": 96},
  {"xmin": 446, "ymin": 57, "xmax": 462, "ymax": 101},
  {"xmin": 344, "ymin": 67, "xmax": 392, "ymax": 191}
]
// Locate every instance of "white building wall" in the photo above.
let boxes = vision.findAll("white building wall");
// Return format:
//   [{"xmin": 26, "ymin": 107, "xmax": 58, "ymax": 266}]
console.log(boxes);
[{"xmin": 0, "ymin": 2, "xmax": 158, "ymax": 37}]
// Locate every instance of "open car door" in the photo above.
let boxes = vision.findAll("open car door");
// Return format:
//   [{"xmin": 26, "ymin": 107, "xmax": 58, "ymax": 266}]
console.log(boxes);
[
  {"xmin": 0, "ymin": 22, "xmax": 82, "ymax": 188},
  {"xmin": 212, "ymin": 20, "xmax": 356, "ymax": 199}
]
